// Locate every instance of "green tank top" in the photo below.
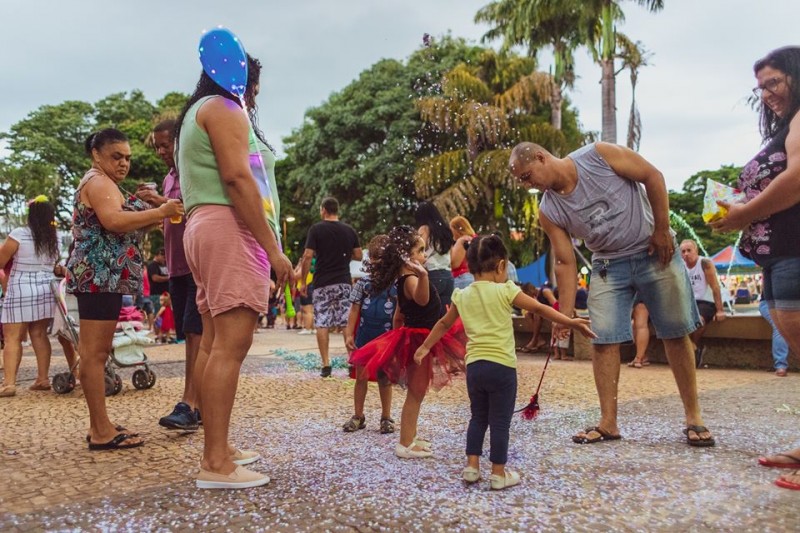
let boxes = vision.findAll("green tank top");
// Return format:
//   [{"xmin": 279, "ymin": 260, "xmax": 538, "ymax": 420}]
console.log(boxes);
[{"xmin": 178, "ymin": 96, "xmax": 279, "ymax": 235}]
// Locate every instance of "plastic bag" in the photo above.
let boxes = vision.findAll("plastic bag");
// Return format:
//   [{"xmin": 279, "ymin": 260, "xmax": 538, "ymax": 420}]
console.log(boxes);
[{"xmin": 702, "ymin": 179, "xmax": 745, "ymax": 223}]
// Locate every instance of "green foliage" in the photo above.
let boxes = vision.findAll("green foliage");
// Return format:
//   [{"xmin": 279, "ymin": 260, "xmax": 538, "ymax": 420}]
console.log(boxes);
[
  {"xmin": 412, "ymin": 50, "xmax": 587, "ymax": 260},
  {"xmin": 0, "ymin": 91, "xmax": 188, "ymax": 231},
  {"xmin": 281, "ymin": 37, "xmax": 489, "ymax": 257},
  {"xmin": 668, "ymin": 165, "xmax": 742, "ymax": 255}
]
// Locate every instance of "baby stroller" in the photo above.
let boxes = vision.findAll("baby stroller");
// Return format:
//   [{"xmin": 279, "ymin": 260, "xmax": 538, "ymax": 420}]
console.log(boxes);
[{"xmin": 50, "ymin": 279, "xmax": 157, "ymax": 396}]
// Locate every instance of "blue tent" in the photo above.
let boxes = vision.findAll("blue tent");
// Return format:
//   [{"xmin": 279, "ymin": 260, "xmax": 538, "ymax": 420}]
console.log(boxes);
[
  {"xmin": 710, "ymin": 245, "xmax": 757, "ymax": 270},
  {"xmin": 516, "ymin": 253, "xmax": 549, "ymax": 287}
]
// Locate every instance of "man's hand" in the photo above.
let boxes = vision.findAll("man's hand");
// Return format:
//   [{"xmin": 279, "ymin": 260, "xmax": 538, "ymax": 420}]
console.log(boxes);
[
  {"xmin": 714, "ymin": 310, "xmax": 727, "ymax": 322},
  {"xmin": 299, "ymin": 282, "xmax": 308, "ymax": 297},
  {"xmin": 135, "ymin": 185, "xmax": 165, "ymax": 206},
  {"xmin": 271, "ymin": 252, "xmax": 294, "ymax": 289},
  {"xmin": 648, "ymin": 228, "xmax": 674, "ymax": 267},
  {"xmin": 709, "ymin": 201, "xmax": 750, "ymax": 232}
]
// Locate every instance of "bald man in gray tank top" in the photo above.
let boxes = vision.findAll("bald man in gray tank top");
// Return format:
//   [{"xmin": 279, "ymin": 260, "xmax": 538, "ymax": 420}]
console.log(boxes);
[{"xmin": 509, "ymin": 142, "xmax": 715, "ymax": 448}]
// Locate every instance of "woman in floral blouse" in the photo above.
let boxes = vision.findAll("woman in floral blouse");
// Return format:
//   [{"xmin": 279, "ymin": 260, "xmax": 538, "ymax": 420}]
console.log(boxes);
[
  {"xmin": 711, "ymin": 46, "xmax": 800, "ymax": 491},
  {"xmin": 66, "ymin": 128, "xmax": 183, "ymax": 450}
]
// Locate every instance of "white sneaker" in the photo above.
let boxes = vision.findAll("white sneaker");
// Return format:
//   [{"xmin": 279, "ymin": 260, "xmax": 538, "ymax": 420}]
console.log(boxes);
[
  {"xmin": 462, "ymin": 466, "xmax": 481, "ymax": 484},
  {"xmin": 298, "ymin": 329, "xmax": 313, "ymax": 335},
  {"xmin": 231, "ymin": 449, "xmax": 260, "ymax": 466},
  {"xmin": 196, "ymin": 465, "xmax": 270, "ymax": 489},
  {"xmin": 395, "ymin": 442, "xmax": 433, "ymax": 459},
  {"xmin": 490, "ymin": 469, "xmax": 521, "ymax": 490}
]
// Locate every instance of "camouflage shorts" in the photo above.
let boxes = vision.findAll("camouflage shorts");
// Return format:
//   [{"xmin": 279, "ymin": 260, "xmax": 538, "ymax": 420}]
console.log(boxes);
[{"xmin": 312, "ymin": 283, "xmax": 351, "ymax": 329}]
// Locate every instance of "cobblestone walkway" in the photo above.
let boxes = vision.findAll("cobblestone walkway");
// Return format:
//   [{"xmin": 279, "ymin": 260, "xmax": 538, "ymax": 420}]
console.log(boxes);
[{"xmin": 1, "ymin": 329, "xmax": 798, "ymax": 531}]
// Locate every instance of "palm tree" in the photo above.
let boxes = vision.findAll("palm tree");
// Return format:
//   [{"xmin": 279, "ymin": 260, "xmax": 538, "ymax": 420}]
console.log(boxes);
[
  {"xmin": 616, "ymin": 37, "xmax": 651, "ymax": 151},
  {"xmin": 475, "ymin": 0, "xmax": 581, "ymax": 132},
  {"xmin": 580, "ymin": 0, "xmax": 663, "ymax": 143},
  {"xmin": 412, "ymin": 51, "xmax": 571, "ymax": 257}
]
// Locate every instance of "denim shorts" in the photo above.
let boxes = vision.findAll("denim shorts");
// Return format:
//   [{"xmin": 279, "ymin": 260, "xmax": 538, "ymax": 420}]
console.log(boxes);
[
  {"xmin": 759, "ymin": 256, "xmax": 800, "ymax": 311},
  {"xmin": 588, "ymin": 249, "xmax": 701, "ymax": 344}
]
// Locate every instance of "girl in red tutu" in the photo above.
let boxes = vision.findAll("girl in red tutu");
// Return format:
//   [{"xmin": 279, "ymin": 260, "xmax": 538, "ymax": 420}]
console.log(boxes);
[
  {"xmin": 350, "ymin": 226, "xmax": 466, "ymax": 459},
  {"xmin": 415, "ymin": 235, "xmax": 595, "ymax": 489}
]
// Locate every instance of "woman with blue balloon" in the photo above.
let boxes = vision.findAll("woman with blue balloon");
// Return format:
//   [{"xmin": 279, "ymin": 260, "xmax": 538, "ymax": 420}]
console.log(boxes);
[{"xmin": 174, "ymin": 28, "xmax": 294, "ymax": 490}]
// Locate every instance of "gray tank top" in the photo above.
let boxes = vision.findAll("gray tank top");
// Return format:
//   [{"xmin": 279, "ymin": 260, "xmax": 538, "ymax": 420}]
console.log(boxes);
[{"xmin": 540, "ymin": 143, "xmax": 654, "ymax": 260}]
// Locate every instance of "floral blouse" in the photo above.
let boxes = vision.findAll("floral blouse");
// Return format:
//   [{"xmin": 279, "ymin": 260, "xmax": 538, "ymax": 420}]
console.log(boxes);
[
  {"xmin": 66, "ymin": 169, "xmax": 150, "ymax": 294},
  {"xmin": 737, "ymin": 123, "xmax": 800, "ymax": 263}
]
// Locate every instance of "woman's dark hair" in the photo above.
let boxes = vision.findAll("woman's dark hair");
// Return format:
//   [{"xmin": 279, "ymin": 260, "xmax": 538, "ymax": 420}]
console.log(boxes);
[
  {"xmin": 466, "ymin": 234, "xmax": 508, "ymax": 275},
  {"xmin": 414, "ymin": 201, "xmax": 454, "ymax": 255},
  {"xmin": 174, "ymin": 54, "xmax": 273, "ymax": 166},
  {"xmin": 84, "ymin": 128, "xmax": 128, "ymax": 156},
  {"xmin": 27, "ymin": 200, "xmax": 59, "ymax": 261},
  {"xmin": 754, "ymin": 46, "xmax": 800, "ymax": 140},
  {"xmin": 364, "ymin": 226, "xmax": 420, "ymax": 294}
]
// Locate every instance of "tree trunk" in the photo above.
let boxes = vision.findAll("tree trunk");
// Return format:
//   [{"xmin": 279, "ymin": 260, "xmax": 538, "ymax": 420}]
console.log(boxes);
[
  {"xmin": 550, "ymin": 82, "xmax": 563, "ymax": 132},
  {"xmin": 600, "ymin": 57, "xmax": 616, "ymax": 143}
]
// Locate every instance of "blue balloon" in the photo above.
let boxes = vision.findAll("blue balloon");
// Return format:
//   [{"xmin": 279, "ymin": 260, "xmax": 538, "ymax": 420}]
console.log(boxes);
[{"xmin": 198, "ymin": 28, "xmax": 248, "ymax": 98}]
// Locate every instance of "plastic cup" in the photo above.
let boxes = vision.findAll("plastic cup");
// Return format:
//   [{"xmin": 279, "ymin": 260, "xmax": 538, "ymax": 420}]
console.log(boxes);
[{"xmin": 170, "ymin": 215, "xmax": 182, "ymax": 224}]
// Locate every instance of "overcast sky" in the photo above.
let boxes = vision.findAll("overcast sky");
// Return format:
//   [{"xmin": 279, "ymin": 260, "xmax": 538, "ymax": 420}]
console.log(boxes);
[{"xmin": 1, "ymin": 0, "xmax": 798, "ymax": 192}]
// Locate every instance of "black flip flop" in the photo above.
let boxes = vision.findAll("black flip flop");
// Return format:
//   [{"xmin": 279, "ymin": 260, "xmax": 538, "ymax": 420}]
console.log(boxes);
[
  {"xmin": 572, "ymin": 426, "xmax": 622, "ymax": 444},
  {"xmin": 86, "ymin": 425, "xmax": 138, "ymax": 443},
  {"xmin": 684, "ymin": 425, "xmax": 715, "ymax": 447},
  {"xmin": 88, "ymin": 433, "xmax": 144, "ymax": 451}
]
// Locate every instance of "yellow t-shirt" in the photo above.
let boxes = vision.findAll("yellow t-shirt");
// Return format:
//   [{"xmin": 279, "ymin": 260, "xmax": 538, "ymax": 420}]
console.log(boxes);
[{"xmin": 451, "ymin": 280, "xmax": 522, "ymax": 368}]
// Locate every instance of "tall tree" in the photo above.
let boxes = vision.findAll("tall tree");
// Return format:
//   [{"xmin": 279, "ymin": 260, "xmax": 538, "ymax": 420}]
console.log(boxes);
[
  {"xmin": 281, "ymin": 37, "xmax": 488, "ymax": 252},
  {"xmin": 475, "ymin": 0, "xmax": 581, "ymax": 132},
  {"xmin": 0, "ymin": 91, "xmax": 187, "ymax": 229},
  {"xmin": 580, "ymin": 0, "xmax": 664, "ymax": 143},
  {"xmin": 412, "ymin": 50, "xmax": 584, "ymax": 261},
  {"xmin": 616, "ymin": 36, "xmax": 651, "ymax": 151}
]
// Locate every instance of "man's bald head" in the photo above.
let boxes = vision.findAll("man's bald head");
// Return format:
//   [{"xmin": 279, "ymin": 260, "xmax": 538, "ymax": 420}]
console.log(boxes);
[{"xmin": 509, "ymin": 142, "xmax": 550, "ymax": 171}]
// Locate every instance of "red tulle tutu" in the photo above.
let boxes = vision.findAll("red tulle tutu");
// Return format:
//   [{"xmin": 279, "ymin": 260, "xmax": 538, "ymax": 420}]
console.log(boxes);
[{"xmin": 349, "ymin": 320, "xmax": 467, "ymax": 391}]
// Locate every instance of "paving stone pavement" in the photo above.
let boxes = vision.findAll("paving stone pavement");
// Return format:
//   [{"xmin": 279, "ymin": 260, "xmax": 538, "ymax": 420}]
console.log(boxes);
[{"xmin": 1, "ymin": 327, "xmax": 799, "ymax": 532}]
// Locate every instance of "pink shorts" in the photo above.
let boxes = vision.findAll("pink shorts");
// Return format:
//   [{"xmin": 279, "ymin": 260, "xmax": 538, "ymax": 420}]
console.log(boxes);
[{"xmin": 184, "ymin": 205, "xmax": 271, "ymax": 317}]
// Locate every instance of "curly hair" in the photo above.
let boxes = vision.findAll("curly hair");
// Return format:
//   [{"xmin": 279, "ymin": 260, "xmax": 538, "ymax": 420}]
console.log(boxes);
[
  {"xmin": 364, "ymin": 226, "xmax": 420, "ymax": 294},
  {"xmin": 414, "ymin": 201, "xmax": 453, "ymax": 255},
  {"xmin": 466, "ymin": 234, "xmax": 508, "ymax": 276},
  {"xmin": 754, "ymin": 46, "xmax": 800, "ymax": 141},
  {"xmin": 27, "ymin": 200, "xmax": 59, "ymax": 261}
]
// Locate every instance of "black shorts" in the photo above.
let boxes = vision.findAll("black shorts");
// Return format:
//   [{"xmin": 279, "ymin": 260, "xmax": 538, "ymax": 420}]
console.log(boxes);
[
  {"xmin": 300, "ymin": 284, "xmax": 314, "ymax": 306},
  {"xmin": 696, "ymin": 300, "xmax": 716, "ymax": 325},
  {"xmin": 76, "ymin": 293, "xmax": 123, "ymax": 321},
  {"xmin": 169, "ymin": 274, "xmax": 203, "ymax": 338}
]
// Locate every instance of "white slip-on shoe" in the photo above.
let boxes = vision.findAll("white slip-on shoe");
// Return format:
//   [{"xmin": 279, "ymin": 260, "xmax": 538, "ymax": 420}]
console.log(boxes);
[
  {"xmin": 413, "ymin": 436, "xmax": 432, "ymax": 451},
  {"xmin": 231, "ymin": 449, "xmax": 260, "ymax": 466},
  {"xmin": 395, "ymin": 442, "xmax": 433, "ymax": 459},
  {"xmin": 196, "ymin": 465, "xmax": 270, "ymax": 489},
  {"xmin": 462, "ymin": 466, "xmax": 481, "ymax": 484},
  {"xmin": 490, "ymin": 469, "xmax": 521, "ymax": 490}
]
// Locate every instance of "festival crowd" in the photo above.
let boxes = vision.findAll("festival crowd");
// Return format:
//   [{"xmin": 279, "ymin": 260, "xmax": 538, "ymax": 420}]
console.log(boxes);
[{"xmin": 0, "ymin": 45, "xmax": 798, "ymax": 493}]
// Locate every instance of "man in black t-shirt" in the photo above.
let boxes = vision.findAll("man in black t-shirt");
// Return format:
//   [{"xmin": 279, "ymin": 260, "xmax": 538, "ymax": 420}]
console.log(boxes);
[
  {"xmin": 300, "ymin": 197, "xmax": 362, "ymax": 377},
  {"xmin": 147, "ymin": 248, "xmax": 170, "ymax": 316}
]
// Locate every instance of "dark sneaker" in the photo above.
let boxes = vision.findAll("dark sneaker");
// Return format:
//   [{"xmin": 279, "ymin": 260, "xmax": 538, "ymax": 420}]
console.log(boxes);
[
  {"xmin": 694, "ymin": 347, "xmax": 705, "ymax": 369},
  {"xmin": 159, "ymin": 402, "xmax": 199, "ymax": 430},
  {"xmin": 320, "ymin": 366, "xmax": 332, "ymax": 378}
]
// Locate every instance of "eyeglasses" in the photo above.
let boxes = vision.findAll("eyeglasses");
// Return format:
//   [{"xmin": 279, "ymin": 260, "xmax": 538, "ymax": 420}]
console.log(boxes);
[{"xmin": 753, "ymin": 77, "xmax": 786, "ymax": 98}]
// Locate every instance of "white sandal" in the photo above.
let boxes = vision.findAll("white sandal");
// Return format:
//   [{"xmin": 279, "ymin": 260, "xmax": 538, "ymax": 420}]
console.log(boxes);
[
  {"xmin": 395, "ymin": 442, "xmax": 432, "ymax": 459},
  {"xmin": 462, "ymin": 466, "xmax": 481, "ymax": 483}
]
